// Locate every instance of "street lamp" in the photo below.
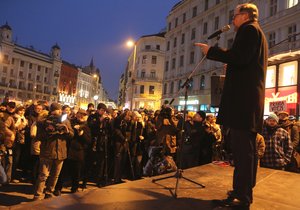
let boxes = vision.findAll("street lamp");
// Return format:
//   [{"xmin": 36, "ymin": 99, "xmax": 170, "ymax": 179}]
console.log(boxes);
[
  {"xmin": 126, "ymin": 39, "xmax": 137, "ymax": 110},
  {"xmin": 93, "ymin": 95, "xmax": 99, "ymax": 107}
]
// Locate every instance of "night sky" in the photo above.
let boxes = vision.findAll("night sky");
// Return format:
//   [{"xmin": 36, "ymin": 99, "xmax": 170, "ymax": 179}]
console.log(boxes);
[{"xmin": 0, "ymin": 0, "xmax": 180, "ymax": 100}]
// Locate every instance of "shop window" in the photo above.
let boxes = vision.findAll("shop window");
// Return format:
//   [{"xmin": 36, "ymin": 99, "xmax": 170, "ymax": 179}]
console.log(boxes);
[
  {"xmin": 278, "ymin": 61, "xmax": 298, "ymax": 86},
  {"xmin": 266, "ymin": 66, "xmax": 276, "ymax": 88}
]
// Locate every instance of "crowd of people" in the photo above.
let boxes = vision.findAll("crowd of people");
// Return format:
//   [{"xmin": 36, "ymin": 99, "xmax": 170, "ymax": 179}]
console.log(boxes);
[{"xmin": 0, "ymin": 100, "xmax": 299, "ymax": 201}]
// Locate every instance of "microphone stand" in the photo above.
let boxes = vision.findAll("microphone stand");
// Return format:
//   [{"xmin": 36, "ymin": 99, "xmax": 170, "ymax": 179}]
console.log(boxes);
[
  {"xmin": 152, "ymin": 42, "xmax": 219, "ymax": 198},
  {"xmin": 152, "ymin": 36, "xmax": 222, "ymax": 198}
]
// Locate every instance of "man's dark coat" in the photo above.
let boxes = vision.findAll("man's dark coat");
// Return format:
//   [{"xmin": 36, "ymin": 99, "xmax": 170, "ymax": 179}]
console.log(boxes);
[{"xmin": 207, "ymin": 20, "xmax": 268, "ymax": 132}]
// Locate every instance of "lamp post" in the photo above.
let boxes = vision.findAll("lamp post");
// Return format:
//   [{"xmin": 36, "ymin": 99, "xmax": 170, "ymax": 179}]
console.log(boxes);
[
  {"xmin": 0, "ymin": 44, "xmax": 3, "ymax": 62},
  {"xmin": 126, "ymin": 40, "xmax": 137, "ymax": 110},
  {"xmin": 93, "ymin": 95, "xmax": 99, "ymax": 107}
]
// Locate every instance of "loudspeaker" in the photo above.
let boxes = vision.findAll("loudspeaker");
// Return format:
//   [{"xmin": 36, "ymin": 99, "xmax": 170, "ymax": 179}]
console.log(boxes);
[{"xmin": 211, "ymin": 75, "xmax": 225, "ymax": 107}]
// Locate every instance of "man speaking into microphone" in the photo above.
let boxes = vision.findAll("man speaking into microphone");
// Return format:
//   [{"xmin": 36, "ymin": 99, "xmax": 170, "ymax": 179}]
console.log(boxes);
[{"xmin": 195, "ymin": 3, "xmax": 268, "ymax": 209}]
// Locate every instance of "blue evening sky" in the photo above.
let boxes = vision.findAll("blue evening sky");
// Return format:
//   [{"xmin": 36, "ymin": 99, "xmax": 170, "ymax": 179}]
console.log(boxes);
[{"xmin": 0, "ymin": 0, "xmax": 180, "ymax": 100}]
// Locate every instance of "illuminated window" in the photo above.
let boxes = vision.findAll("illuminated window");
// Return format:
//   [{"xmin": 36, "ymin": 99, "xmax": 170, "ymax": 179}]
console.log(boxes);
[
  {"xmin": 149, "ymin": 86, "xmax": 154, "ymax": 94},
  {"xmin": 287, "ymin": 0, "xmax": 298, "ymax": 8},
  {"xmin": 278, "ymin": 61, "xmax": 298, "ymax": 86},
  {"xmin": 266, "ymin": 66, "xmax": 276, "ymax": 88}
]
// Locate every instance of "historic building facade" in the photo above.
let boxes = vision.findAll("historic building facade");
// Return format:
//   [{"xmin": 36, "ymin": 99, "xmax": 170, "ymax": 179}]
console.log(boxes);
[
  {"xmin": 0, "ymin": 22, "xmax": 110, "ymax": 108},
  {"xmin": 58, "ymin": 61, "xmax": 78, "ymax": 106},
  {"xmin": 0, "ymin": 22, "xmax": 61, "ymax": 103},
  {"xmin": 163, "ymin": 0, "xmax": 300, "ymax": 114},
  {"xmin": 125, "ymin": 32, "xmax": 166, "ymax": 110}
]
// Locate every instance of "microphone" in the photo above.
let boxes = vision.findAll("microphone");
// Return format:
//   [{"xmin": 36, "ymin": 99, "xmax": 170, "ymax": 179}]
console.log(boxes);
[
  {"xmin": 207, "ymin": 25, "xmax": 230, "ymax": 40},
  {"xmin": 169, "ymin": 98, "xmax": 175, "ymax": 105}
]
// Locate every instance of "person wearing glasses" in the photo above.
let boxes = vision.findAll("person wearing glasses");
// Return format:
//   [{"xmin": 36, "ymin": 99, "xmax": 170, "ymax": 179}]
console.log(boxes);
[{"xmin": 195, "ymin": 3, "xmax": 268, "ymax": 209}]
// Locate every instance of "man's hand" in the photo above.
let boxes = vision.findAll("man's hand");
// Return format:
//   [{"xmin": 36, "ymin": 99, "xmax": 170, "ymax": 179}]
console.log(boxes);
[{"xmin": 194, "ymin": 43, "xmax": 210, "ymax": 55}]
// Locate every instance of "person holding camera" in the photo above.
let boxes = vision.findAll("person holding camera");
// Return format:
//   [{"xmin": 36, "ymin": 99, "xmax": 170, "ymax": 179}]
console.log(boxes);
[
  {"xmin": 33, "ymin": 103, "xmax": 74, "ymax": 200},
  {"xmin": 67, "ymin": 109, "xmax": 91, "ymax": 192},
  {"xmin": 86, "ymin": 103, "xmax": 112, "ymax": 187}
]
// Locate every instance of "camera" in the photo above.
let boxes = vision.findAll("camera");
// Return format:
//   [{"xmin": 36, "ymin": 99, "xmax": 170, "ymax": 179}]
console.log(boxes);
[
  {"xmin": 183, "ymin": 135, "xmax": 191, "ymax": 144},
  {"xmin": 45, "ymin": 115, "xmax": 68, "ymax": 134}
]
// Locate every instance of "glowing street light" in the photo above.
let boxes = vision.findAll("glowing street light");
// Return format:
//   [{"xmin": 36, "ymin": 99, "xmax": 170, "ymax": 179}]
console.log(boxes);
[
  {"xmin": 126, "ymin": 40, "xmax": 135, "ymax": 48},
  {"xmin": 93, "ymin": 95, "xmax": 99, "ymax": 107}
]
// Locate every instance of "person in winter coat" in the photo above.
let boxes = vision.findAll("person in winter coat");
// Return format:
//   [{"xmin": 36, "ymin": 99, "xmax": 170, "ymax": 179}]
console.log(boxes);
[
  {"xmin": 68, "ymin": 109, "xmax": 91, "ymax": 192},
  {"xmin": 33, "ymin": 103, "xmax": 74, "ymax": 200},
  {"xmin": 195, "ymin": 3, "xmax": 268, "ymax": 208}
]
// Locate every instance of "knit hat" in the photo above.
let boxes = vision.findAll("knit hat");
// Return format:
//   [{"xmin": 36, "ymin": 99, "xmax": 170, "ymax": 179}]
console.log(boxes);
[
  {"xmin": 50, "ymin": 102, "xmax": 62, "ymax": 113},
  {"xmin": 267, "ymin": 113, "xmax": 279, "ymax": 123},
  {"xmin": 197, "ymin": 111, "xmax": 206, "ymax": 120}
]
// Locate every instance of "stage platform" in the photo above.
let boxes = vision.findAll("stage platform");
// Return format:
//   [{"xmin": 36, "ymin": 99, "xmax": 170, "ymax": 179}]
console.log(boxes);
[{"xmin": 2, "ymin": 163, "xmax": 300, "ymax": 210}]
